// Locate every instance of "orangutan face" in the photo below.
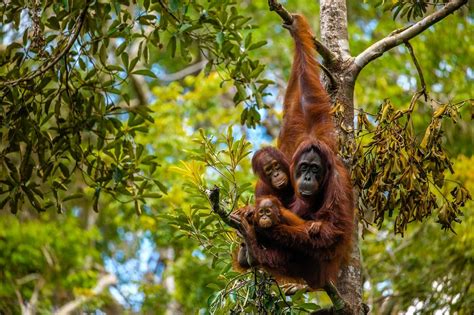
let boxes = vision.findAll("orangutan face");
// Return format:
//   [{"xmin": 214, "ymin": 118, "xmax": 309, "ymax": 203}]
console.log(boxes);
[
  {"xmin": 294, "ymin": 149, "xmax": 325, "ymax": 199},
  {"xmin": 255, "ymin": 197, "xmax": 281, "ymax": 229},
  {"xmin": 261, "ymin": 153, "xmax": 288, "ymax": 190}
]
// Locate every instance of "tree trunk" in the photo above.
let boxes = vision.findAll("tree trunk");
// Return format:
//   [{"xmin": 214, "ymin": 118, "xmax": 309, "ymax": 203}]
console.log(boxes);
[{"xmin": 319, "ymin": 1, "xmax": 363, "ymax": 313}]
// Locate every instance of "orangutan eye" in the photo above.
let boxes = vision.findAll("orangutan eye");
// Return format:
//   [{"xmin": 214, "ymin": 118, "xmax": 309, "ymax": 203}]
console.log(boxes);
[{"xmin": 264, "ymin": 166, "xmax": 272, "ymax": 175}]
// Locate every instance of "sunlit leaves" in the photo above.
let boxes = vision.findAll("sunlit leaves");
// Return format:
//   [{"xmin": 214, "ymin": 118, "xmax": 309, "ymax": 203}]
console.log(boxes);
[
  {"xmin": 0, "ymin": 0, "xmax": 274, "ymax": 214},
  {"xmin": 158, "ymin": 1, "xmax": 272, "ymax": 125}
]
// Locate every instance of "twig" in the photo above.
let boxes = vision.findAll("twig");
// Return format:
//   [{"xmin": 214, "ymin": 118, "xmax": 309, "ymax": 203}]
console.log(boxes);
[
  {"xmin": 1, "ymin": 4, "xmax": 90, "ymax": 87},
  {"xmin": 207, "ymin": 186, "xmax": 242, "ymax": 230},
  {"xmin": 324, "ymin": 281, "xmax": 348, "ymax": 312},
  {"xmin": 158, "ymin": 60, "xmax": 207, "ymax": 81},
  {"xmin": 354, "ymin": 0, "xmax": 468, "ymax": 73},
  {"xmin": 157, "ymin": 0, "xmax": 180, "ymax": 23},
  {"xmin": 404, "ymin": 41, "xmax": 427, "ymax": 101},
  {"xmin": 311, "ymin": 281, "xmax": 352, "ymax": 315}
]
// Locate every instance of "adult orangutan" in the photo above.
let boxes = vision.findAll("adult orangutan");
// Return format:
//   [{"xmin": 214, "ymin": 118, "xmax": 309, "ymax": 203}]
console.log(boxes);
[
  {"xmin": 252, "ymin": 147, "xmax": 294, "ymax": 208},
  {"xmin": 233, "ymin": 14, "xmax": 354, "ymax": 291}
]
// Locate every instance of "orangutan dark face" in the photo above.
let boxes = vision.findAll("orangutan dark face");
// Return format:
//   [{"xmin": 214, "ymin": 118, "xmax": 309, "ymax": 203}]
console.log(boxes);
[
  {"xmin": 255, "ymin": 197, "xmax": 281, "ymax": 229},
  {"xmin": 294, "ymin": 149, "xmax": 325, "ymax": 199},
  {"xmin": 261, "ymin": 153, "xmax": 288, "ymax": 190}
]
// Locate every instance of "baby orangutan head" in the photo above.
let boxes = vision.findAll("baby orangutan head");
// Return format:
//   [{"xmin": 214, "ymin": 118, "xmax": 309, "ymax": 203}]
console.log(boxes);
[{"xmin": 254, "ymin": 196, "xmax": 282, "ymax": 229}]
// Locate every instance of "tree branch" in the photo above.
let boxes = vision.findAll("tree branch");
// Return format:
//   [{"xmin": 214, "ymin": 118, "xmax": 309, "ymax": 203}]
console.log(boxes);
[
  {"xmin": 54, "ymin": 274, "xmax": 117, "ymax": 315},
  {"xmin": 158, "ymin": 60, "xmax": 207, "ymax": 81},
  {"xmin": 0, "ymin": 4, "xmax": 90, "ymax": 88},
  {"xmin": 268, "ymin": 0, "xmax": 293, "ymax": 25},
  {"xmin": 353, "ymin": 0, "xmax": 468, "ymax": 73},
  {"xmin": 268, "ymin": 0, "xmax": 337, "ymax": 65},
  {"xmin": 206, "ymin": 186, "xmax": 242, "ymax": 231}
]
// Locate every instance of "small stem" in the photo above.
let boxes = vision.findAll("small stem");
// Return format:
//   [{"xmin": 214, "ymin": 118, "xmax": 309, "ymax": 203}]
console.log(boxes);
[{"xmin": 404, "ymin": 41, "xmax": 428, "ymax": 101}]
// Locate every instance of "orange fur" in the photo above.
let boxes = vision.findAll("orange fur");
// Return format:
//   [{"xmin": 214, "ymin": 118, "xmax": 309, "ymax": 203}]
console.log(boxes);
[{"xmin": 244, "ymin": 14, "xmax": 354, "ymax": 289}]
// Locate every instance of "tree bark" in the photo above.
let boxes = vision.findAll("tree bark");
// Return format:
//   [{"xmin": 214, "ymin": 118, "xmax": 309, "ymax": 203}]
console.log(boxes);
[{"xmin": 319, "ymin": 1, "xmax": 363, "ymax": 313}]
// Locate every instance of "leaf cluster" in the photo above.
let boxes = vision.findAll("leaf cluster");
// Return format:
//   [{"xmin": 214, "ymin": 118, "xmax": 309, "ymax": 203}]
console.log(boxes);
[
  {"xmin": 363, "ymin": 154, "xmax": 474, "ymax": 313},
  {"xmin": 352, "ymin": 98, "xmax": 472, "ymax": 235},
  {"xmin": 158, "ymin": 0, "xmax": 273, "ymax": 127},
  {"xmin": 0, "ymin": 0, "xmax": 273, "ymax": 214}
]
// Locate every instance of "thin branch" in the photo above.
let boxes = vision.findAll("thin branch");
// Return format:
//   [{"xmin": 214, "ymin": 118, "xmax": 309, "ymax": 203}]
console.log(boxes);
[
  {"xmin": 14, "ymin": 287, "xmax": 25, "ymax": 314},
  {"xmin": 324, "ymin": 281, "xmax": 350, "ymax": 313},
  {"xmin": 25, "ymin": 277, "xmax": 44, "ymax": 315},
  {"xmin": 54, "ymin": 274, "xmax": 117, "ymax": 315},
  {"xmin": 0, "ymin": 4, "xmax": 90, "ymax": 87},
  {"xmin": 404, "ymin": 41, "xmax": 427, "ymax": 101},
  {"xmin": 157, "ymin": 0, "xmax": 180, "ymax": 23},
  {"xmin": 354, "ymin": 0, "xmax": 468, "ymax": 73},
  {"xmin": 158, "ymin": 60, "xmax": 207, "ymax": 81},
  {"xmin": 207, "ymin": 186, "xmax": 242, "ymax": 231}
]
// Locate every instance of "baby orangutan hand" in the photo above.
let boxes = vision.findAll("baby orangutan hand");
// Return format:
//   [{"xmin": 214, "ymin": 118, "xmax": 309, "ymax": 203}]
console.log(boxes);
[{"xmin": 306, "ymin": 221, "xmax": 322, "ymax": 236}]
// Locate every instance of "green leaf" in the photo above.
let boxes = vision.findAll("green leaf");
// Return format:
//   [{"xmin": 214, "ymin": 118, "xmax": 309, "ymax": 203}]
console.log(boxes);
[
  {"xmin": 63, "ymin": 193, "xmax": 84, "ymax": 202},
  {"xmin": 244, "ymin": 32, "xmax": 252, "ymax": 48},
  {"xmin": 216, "ymin": 31, "xmax": 224, "ymax": 48},
  {"xmin": 120, "ymin": 51, "xmax": 129, "ymax": 69},
  {"xmin": 168, "ymin": 36, "xmax": 177, "ymax": 58},
  {"xmin": 131, "ymin": 69, "xmax": 157, "ymax": 78},
  {"xmin": 248, "ymin": 40, "xmax": 267, "ymax": 51},
  {"xmin": 154, "ymin": 179, "xmax": 168, "ymax": 194},
  {"xmin": 142, "ymin": 193, "xmax": 162, "ymax": 199},
  {"xmin": 179, "ymin": 23, "xmax": 192, "ymax": 33}
]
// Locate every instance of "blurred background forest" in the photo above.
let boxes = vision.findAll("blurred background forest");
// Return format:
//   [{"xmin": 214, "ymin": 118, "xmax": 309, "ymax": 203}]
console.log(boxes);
[{"xmin": 0, "ymin": 0, "xmax": 472, "ymax": 314}]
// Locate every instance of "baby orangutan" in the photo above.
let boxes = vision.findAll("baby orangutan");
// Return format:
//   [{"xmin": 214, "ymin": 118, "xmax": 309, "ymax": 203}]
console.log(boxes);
[
  {"xmin": 254, "ymin": 197, "xmax": 305, "ymax": 229},
  {"xmin": 232, "ymin": 196, "xmax": 322, "ymax": 271}
]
